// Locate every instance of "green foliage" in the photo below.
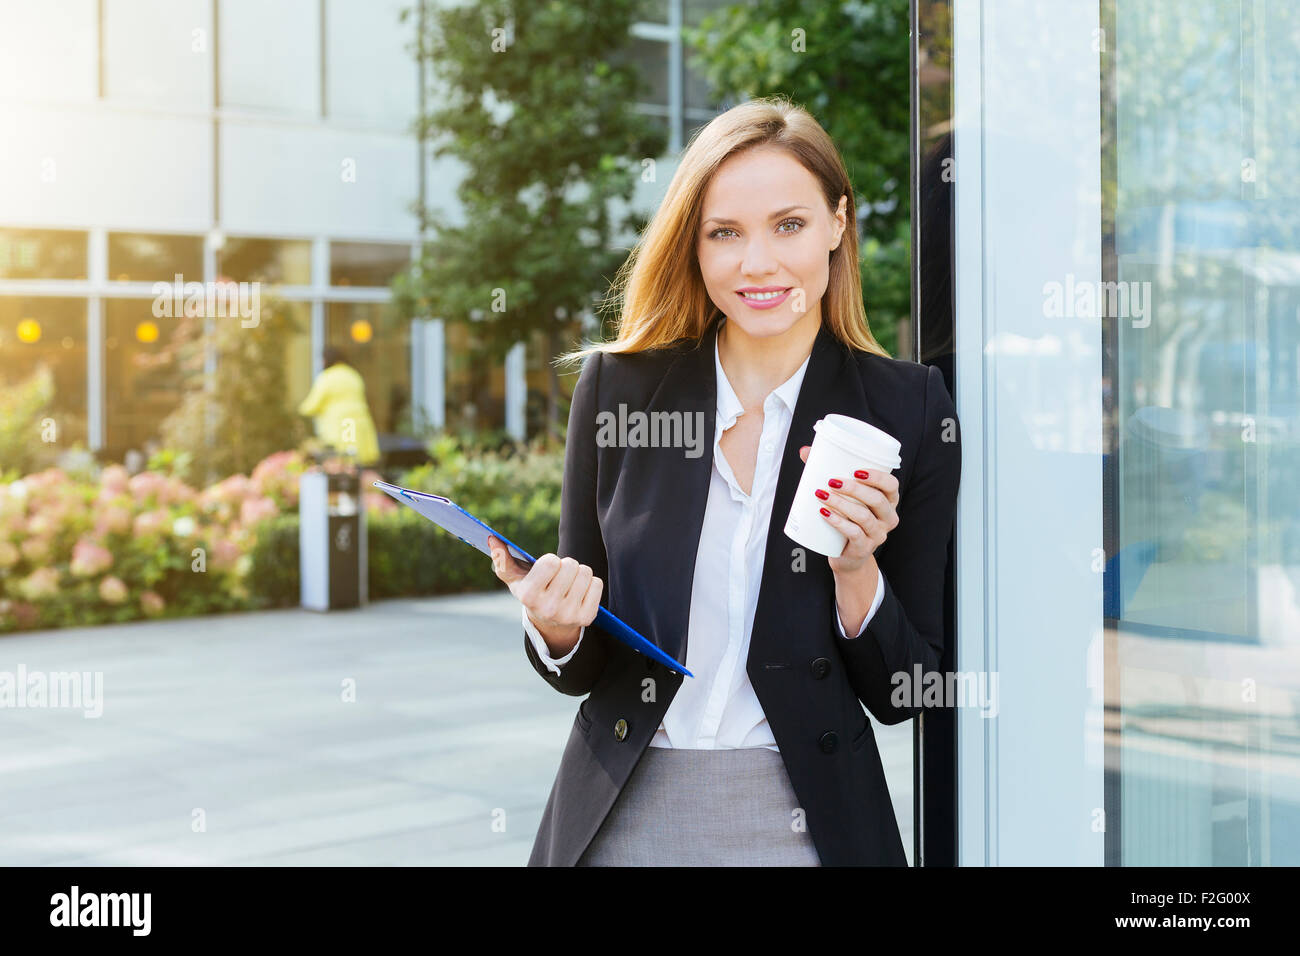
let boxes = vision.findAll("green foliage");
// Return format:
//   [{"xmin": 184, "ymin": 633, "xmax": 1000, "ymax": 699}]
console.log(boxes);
[
  {"xmin": 394, "ymin": 0, "xmax": 667, "ymax": 435},
  {"xmin": 0, "ymin": 364, "xmax": 57, "ymax": 476},
  {"xmin": 245, "ymin": 514, "xmax": 301, "ymax": 606},
  {"xmin": 247, "ymin": 436, "xmax": 564, "ymax": 604},
  {"xmin": 157, "ymin": 300, "xmax": 310, "ymax": 487}
]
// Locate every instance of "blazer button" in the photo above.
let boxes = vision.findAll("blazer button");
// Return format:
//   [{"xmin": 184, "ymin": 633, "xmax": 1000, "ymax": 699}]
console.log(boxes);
[
  {"xmin": 819, "ymin": 731, "xmax": 839, "ymax": 754},
  {"xmin": 613, "ymin": 718, "xmax": 629, "ymax": 741},
  {"xmin": 810, "ymin": 657, "xmax": 832, "ymax": 679}
]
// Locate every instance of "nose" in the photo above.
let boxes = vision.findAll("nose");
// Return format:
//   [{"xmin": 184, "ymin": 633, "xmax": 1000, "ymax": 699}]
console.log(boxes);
[{"xmin": 739, "ymin": 233, "xmax": 780, "ymax": 280}]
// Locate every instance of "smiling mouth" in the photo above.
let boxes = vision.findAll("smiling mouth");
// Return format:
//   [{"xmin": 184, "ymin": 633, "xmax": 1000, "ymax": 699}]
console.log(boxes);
[{"xmin": 738, "ymin": 288, "xmax": 792, "ymax": 301}]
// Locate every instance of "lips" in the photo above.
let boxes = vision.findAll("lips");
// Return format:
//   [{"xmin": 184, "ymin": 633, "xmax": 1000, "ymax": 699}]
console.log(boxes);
[{"xmin": 737, "ymin": 286, "xmax": 794, "ymax": 309}]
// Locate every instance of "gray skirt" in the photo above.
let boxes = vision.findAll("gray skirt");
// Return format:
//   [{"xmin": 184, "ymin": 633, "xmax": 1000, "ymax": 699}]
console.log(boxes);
[{"xmin": 576, "ymin": 745, "xmax": 822, "ymax": 866}]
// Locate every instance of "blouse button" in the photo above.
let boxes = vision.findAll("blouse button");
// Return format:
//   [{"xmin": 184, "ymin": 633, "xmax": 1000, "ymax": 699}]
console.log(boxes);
[{"xmin": 613, "ymin": 718, "xmax": 629, "ymax": 741}]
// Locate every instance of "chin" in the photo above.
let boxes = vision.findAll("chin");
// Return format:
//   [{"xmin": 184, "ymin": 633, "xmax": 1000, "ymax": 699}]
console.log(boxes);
[{"xmin": 721, "ymin": 311, "xmax": 806, "ymax": 339}]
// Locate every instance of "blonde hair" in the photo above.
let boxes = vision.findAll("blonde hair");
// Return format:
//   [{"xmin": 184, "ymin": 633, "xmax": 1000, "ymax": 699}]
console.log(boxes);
[{"xmin": 558, "ymin": 94, "xmax": 890, "ymax": 368}]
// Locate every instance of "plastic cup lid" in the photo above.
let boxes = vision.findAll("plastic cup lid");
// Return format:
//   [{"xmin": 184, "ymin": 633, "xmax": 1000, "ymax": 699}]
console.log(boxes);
[{"xmin": 813, "ymin": 414, "xmax": 902, "ymax": 470}]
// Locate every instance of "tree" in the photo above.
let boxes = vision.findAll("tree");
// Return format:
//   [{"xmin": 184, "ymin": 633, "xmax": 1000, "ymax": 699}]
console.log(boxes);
[
  {"xmin": 684, "ymin": 0, "xmax": 912, "ymax": 354},
  {"xmin": 395, "ymin": 0, "xmax": 667, "ymax": 443}
]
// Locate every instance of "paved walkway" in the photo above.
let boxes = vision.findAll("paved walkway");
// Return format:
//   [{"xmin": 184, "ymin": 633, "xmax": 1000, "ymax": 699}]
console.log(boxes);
[{"xmin": 0, "ymin": 593, "xmax": 913, "ymax": 865}]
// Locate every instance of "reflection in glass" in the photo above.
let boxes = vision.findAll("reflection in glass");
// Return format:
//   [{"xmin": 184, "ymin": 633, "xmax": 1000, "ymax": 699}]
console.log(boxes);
[
  {"xmin": 330, "ymin": 242, "xmax": 411, "ymax": 287},
  {"xmin": 0, "ymin": 229, "xmax": 88, "ymax": 280},
  {"xmin": 104, "ymin": 300, "xmax": 187, "ymax": 456},
  {"xmin": 326, "ymin": 303, "xmax": 409, "ymax": 434},
  {"xmin": 1104, "ymin": 0, "xmax": 1300, "ymax": 865},
  {"xmin": 0, "ymin": 297, "xmax": 88, "ymax": 449},
  {"xmin": 444, "ymin": 320, "xmax": 506, "ymax": 436},
  {"xmin": 615, "ymin": 36, "xmax": 669, "ymax": 105},
  {"xmin": 218, "ymin": 238, "xmax": 312, "ymax": 285},
  {"xmin": 108, "ymin": 233, "xmax": 205, "ymax": 283}
]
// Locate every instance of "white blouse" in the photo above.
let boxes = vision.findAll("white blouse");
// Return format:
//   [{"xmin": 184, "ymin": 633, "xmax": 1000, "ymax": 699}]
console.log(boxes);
[{"xmin": 525, "ymin": 324, "xmax": 886, "ymax": 750}]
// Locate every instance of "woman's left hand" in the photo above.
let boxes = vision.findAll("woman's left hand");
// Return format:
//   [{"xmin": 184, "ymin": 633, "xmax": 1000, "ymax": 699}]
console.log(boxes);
[{"xmin": 798, "ymin": 445, "xmax": 900, "ymax": 575}]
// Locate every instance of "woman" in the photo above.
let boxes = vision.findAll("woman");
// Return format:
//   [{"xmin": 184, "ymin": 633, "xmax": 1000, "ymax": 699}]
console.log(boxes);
[
  {"xmin": 489, "ymin": 96, "xmax": 961, "ymax": 866},
  {"xmin": 296, "ymin": 346, "xmax": 381, "ymax": 467}
]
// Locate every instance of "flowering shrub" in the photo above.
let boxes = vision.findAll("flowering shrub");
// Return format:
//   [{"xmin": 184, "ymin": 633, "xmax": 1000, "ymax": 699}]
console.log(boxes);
[{"xmin": 0, "ymin": 449, "xmax": 393, "ymax": 633}]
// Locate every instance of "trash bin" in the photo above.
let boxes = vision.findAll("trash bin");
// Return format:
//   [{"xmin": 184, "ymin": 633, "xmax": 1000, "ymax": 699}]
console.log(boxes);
[{"xmin": 299, "ymin": 465, "xmax": 367, "ymax": 611}]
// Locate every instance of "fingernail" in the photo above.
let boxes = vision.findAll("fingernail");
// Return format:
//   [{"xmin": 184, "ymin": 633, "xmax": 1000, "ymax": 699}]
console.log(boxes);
[
  {"xmin": 819, "ymin": 507, "xmax": 831, "ymax": 516},
  {"xmin": 854, "ymin": 469, "xmax": 869, "ymax": 479},
  {"xmin": 828, "ymin": 478, "xmax": 843, "ymax": 488},
  {"xmin": 814, "ymin": 488, "xmax": 829, "ymax": 500}
]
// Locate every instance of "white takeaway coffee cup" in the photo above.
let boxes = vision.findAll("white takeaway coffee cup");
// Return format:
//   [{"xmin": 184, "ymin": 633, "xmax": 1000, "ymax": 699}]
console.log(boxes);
[{"xmin": 784, "ymin": 414, "xmax": 902, "ymax": 557}]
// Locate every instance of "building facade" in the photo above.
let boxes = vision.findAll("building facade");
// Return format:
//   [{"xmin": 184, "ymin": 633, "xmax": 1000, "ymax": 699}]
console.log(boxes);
[{"xmin": 0, "ymin": 0, "xmax": 730, "ymax": 461}]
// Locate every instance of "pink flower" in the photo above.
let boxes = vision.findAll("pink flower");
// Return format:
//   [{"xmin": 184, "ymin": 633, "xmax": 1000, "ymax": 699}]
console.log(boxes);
[
  {"xmin": 239, "ymin": 495, "xmax": 278, "ymax": 527},
  {"xmin": 20, "ymin": 535, "xmax": 52, "ymax": 565},
  {"xmin": 140, "ymin": 591, "xmax": 166, "ymax": 617},
  {"xmin": 25, "ymin": 510, "xmax": 59, "ymax": 537},
  {"xmin": 23, "ymin": 468, "xmax": 69, "ymax": 499},
  {"xmin": 70, "ymin": 537, "xmax": 114, "ymax": 577},
  {"xmin": 98, "ymin": 575, "xmax": 129, "ymax": 605},
  {"xmin": 162, "ymin": 477, "xmax": 197, "ymax": 505},
  {"xmin": 208, "ymin": 538, "xmax": 241, "ymax": 572},
  {"xmin": 128, "ymin": 471, "xmax": 167, "ymax": 504},
  {"xmin": 132, "ymin": 509, "xmax": 169, "ymax": 538},
  {"xmin": 208, "ymin": 474, "xmax": 251, "ymax": 504},
  {"xmin": 17, "ymin": 566, "xmax": 60, "ymax": 601},
  {"xmin": 94, "ymin": 503, "xmax": 132, "ymax": 536},
  {"xmin": 100, "ymin": 464, "xmax": 130, "ymax": 495}
]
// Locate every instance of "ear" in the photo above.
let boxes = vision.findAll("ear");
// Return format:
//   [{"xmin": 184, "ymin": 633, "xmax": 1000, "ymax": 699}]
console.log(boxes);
[{"xmin": 831, "ymin": 194, "xmax": 848, "ymax": 251}]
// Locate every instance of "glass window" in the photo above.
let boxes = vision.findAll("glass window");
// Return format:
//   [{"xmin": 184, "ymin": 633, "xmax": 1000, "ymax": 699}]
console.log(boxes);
[
  {"xmin": 0, "ymin": 297, "xmax": 88, "ymax": 449},
  {"xmin": 104, "ymin": 300, "xmax": 188, "ymax": 456},
  {"xmin": 330, "ymin": 242, "xmax": 411, "ymax": 287},
  {"xmin": 685, "ymin": 0, "xmax": 735, "ymax": 27},
  {"xmin": 444, "ymin": 321, "xmax": 506, "ymax": 435},
  {"xmin": 1104, "ymin": 0, "xmax": 1300, "ymax": 865},
  {"xmin": 0, "ymin": 229, "xmax": 87, "ymax": 280},
  {"xmin": 636, "ymin": 0, "xmax": 669, "ymax": 23},
  {"xmin": 278, "ymin": 301, "xmax": 314, "ymax": 417},
  {"xmin": 217, "ymin": 238, "xmax": 312, "ymax": 286},
  {"xmin": 614, "ymin": 36, "xmax": 670, "ymax": 106},
  {"xmin": 326, "ymin": 303, "xmax": 410, "ymax": 434},
  {"xmin": 108, "ymin": 233, "xmax": 205, "ymax": 283}
]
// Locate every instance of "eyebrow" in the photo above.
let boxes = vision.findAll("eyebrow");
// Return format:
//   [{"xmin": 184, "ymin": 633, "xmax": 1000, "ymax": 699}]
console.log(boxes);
[{"xmin": 701, "ymin": 205, "xmax": 812, "ymax": 227}]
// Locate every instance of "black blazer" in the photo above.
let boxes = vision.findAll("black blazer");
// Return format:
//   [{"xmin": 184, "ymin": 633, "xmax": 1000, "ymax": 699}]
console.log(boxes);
[{"xmin": 523, "ymin": 316, "xmax": 961, "ymax": 866}]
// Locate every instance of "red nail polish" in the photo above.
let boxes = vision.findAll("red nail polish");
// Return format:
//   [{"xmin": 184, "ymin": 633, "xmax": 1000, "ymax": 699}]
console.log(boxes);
[
  {"xmin": 828, "ymin": 478, "xmax": 843, "ymax": 488},
  {"xmin": 819, "ymin": 507, "xmax": 831, "ymax": 517},
  {"xmin": 854, "ymin": 469, "xmax": 869, "ymax": 480},
  {"xmin": 814, "ymin": 488, "xmax": 829, "ymax": 500}
]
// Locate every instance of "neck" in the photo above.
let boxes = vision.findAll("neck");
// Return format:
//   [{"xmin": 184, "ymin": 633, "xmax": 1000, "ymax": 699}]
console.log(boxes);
[{"xmin": 716, "ymin": 312, "xmax": 820, "ymax": 408}]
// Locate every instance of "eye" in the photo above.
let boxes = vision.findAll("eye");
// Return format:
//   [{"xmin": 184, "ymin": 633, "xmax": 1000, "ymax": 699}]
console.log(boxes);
[{"xmin": 706, "ymin": 218, "xmax": 806, "ymax": 240}]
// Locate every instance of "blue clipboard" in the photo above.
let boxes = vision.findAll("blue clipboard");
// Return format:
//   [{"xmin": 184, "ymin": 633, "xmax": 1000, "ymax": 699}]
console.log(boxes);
[{"xmin": 372, "ymin": 480, "xmax": 693, "ymax": 677}]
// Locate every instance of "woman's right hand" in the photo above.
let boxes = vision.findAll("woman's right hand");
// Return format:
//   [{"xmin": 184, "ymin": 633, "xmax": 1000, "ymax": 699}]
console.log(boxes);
[{"xmin": 488, "ymin": 535, "xmax": 604, "ymax": 658}]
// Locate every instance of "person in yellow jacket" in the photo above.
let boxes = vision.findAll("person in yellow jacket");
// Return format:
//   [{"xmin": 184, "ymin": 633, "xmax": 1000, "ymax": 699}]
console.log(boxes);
[{"xmin": 296, "ymin": 346, "xmax": 381, "ymax": 466}]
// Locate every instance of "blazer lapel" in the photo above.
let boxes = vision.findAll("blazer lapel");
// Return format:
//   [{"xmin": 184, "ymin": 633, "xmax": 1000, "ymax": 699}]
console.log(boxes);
[
  {"xmin": 747, "ymin": 322, "xmax": 870, "ymax": 664},
  {"xmin": 629, "ymin": 318, "xmax": 719, "ymax": 667},
  {"xmin": 628, "ymin": 318, "xmax": 869, "ymax": 671}
]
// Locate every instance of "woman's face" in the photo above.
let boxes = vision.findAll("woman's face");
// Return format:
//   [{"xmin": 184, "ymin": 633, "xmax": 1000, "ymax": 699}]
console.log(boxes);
[{"xmin": 696, "ymin": 146, "xmax": 847, "ymax": 340}]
